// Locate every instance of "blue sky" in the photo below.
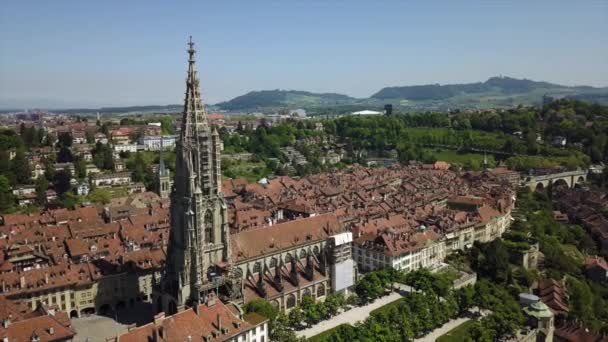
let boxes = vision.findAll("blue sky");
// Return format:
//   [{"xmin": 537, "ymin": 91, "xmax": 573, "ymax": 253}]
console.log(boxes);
[{"xmin": 1, "ymin": 0, "xmax": 607, "ymax": 108}]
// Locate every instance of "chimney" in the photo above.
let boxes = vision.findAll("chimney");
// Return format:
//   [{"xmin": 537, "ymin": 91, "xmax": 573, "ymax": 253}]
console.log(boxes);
[
  {"xmin": 48, "ymin": 327, "xmax": 54, "ymax": 335},
  {"xmin": 20, "ymin": 276, "xmax": 26, "ymax": 289},
  {"xmin": 44, "ymin": 273, "xmax": 49, "ymax": 285},
  {"xmin": 2, "ymin": 319, "xmax": 10, "ymax": 328}
]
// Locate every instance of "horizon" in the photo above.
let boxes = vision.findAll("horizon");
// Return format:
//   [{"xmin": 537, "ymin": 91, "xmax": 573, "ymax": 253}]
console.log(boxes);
[{"xmin": 1, "ymin": 1, "xmax": 607, "ymax": 109}]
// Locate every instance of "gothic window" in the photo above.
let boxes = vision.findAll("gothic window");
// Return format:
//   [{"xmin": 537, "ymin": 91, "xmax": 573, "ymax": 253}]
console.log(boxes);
[
  {"xmin": 317, "ymin": 284, "xmax": 326, "ymax": 297},
  {"xmin": 300, "ymin": 249, "xmax": 307, "ymax": 259},
  {"xmin": 253, "ymin": 262, "xmax": 261, "ymax": 273},
  {"xmin": 313, "ymin": 246, "xmax": 320, "ymax": 255},
  {"xmin": 204, "ymin": 210, "xmax": 214, "ymax": 243},
  {"xmin": 269, "ymin": 257, "xmax": 278, "ymax": 268},
  {"xmin": 302, "ymin": 288, "xmax": 312, "ymax": 299},
  {"xmin": 284, "ymin": 253, "xmax": 292, "ymax": 263},
  {"xmin": 286, "ymin": 294, "xmax": 296, "ymax": 309}
]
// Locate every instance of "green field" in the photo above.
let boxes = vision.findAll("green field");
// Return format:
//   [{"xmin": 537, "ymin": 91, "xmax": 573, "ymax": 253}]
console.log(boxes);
[
  {"xmin": 436, "ymin": 320, "xmax": 475, "ymax": 342},
  {"xmin": 423, "ymin": 148, "xmax": 496, "ymax": 168},
  {"xmin": 222, "ymin": 160, "xmax": 270, "ymax": 182}
]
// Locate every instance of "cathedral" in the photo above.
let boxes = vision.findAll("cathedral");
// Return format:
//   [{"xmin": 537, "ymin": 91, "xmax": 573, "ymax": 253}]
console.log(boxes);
[
  {"xmin": 155, "ymin": 38, "xmax": 353, "ymax": 316},
  {"xmin": 156, "ymin": 37, "xmax": 235, "ymax": 315}
]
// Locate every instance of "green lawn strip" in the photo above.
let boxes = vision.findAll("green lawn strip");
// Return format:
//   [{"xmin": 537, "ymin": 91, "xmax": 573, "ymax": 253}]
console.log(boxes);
[
  {"xmin": 369, "ymin": 297, "xmax": 407, "ymax": 317},
  {"xmin": 307, "ymin": 324, "xmax": 355, "ymax": 342},
  {"xmin": 436, "ymin": 319, "xmax": 476, "ymax": 342}
]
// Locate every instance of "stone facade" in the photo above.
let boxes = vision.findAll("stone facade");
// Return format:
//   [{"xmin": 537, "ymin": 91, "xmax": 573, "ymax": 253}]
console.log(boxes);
[{"xmin": 157, "ymin": 38, "xmax": 232, "ymax": 315}]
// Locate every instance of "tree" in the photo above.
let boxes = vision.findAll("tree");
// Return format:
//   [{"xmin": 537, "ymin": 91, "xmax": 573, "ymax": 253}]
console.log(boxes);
[
  {"xmin": 324, "ymin": 293, "xmax": 345, "ymax": 317},
  {"xmin": 60, "ymin": 192, "xmax": 81, "ymax": 209},
  {"xmin": 131, "ymin": 152, "xmax": 146, "ymax": 182},
  {"xmin": 0, "ymin": 175, "xmax": 14, "ymax": 212},
  {"xmin": 244, "ymin": 299, "xmax": 278, "ymax": 322},
  {"xmin": 35, "ymin": 176, "xmax": 48, "ymax": 206},
  {"xmin": 455, "ymin": 286, "xmax": 476, "ymax": 315},
  {"xmin": 57, "ymin": 132, "xmax": 72, "ymax": 148},
  {"xmin": 45, "ymin": 132, "xmax": 56, "ymax": 147},
  {"xmin": 568, "ymin": 277, "xmax": 594, "ymax": 324},
  {"xmin": 57, "ymin": 146, "xmax": 73, "ymax": 163},
  {"xmin": 0, "ymin": 151, "xmax": 12, "ymax": 184},
  {"xmin": 54, "ymin": 170, "xmax": 72, "ymax": 195},
  {"xmin": 301, "ymin": 295, "xmax": 321, "ymax": 326},
  {"xmin": 288, "ymin": 306, "xmax": 304, "ymax": 328},
  {"xmin": 273, "ymin": 312, "xmax": 301, "ymax": 342},
  {"xmin": 11, "ymin": 150, "xmax": 31, "ymax": 185},
  {"xmin": 73, "ymin": 158, "xmax": 87, "ymax": 179},
  {"xmin": 467, "ymin": 320, "xmax": 493, "ymax": 341},
  {"xmin": 44, "ymin": 161, "xmax": 56, "ymax": 182},
  {"xmin": 244, "ymin": 300, "xmax": 300, "ymax": 342},
  {"xmin": 87, "ymin": 188, "xmax": 111, "ymax": 204},
  {"xmin": 355, "ymin": 273, "xmax": 385, "ymax": 302},
  {"xmin": 160, "ymin": 116, "xmax": 174, "ymax": 134}
]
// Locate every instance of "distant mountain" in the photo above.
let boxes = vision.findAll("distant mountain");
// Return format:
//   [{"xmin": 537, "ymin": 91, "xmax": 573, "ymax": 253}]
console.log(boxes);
[
  {"xmin": 5, "ymin": 77, "xmax": 605, "ymax": 114},
  {"xmin": 215, "ymin": 76, "xmax": 608, "ymax": 112},
  {"xmin": 216, "ymin": 90, "xmax": 359, "ymax": 111},
  {"xmin": 371, "ymin": 76, "xmax": 594, "ymax": 100}
]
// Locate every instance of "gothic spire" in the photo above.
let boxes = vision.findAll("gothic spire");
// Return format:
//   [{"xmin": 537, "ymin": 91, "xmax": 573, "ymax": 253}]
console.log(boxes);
[{"xmin": 181, "ymin": 36, "xmax": 208, "ymax": 138}]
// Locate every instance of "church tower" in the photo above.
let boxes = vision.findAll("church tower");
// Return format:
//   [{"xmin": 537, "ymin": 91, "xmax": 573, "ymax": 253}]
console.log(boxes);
[
  {"xmin": 158, "ymin": 37, "xmax": 229, "ymax": 315},
  {"xmin": 157, "ymin": 140, "xmax": 171, "ymax": 199}
]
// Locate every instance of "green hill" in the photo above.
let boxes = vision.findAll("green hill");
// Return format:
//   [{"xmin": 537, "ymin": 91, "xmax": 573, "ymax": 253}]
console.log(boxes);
[
  {"xmin": 216, "ymin": 77, "xmax": 608, "ymax": 112},
  {"xmin": 216, "ymin": 90, "xmax": 360, "ymax": 111},
  {"xmin": 371, "ymin": 76, "xmax": 601, "ymax": 100}
]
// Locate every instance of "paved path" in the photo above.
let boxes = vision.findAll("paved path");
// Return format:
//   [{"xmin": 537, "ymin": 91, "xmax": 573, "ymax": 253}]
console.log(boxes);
[
  {"xmin": 72, "ymin": 314, "xmax": 129, "ymax": 342},
  {"xmin": 414, "ymin": 317, "xmax": 471, "ymax": 342},
  {"xmin": 414, "ymin": 308, "xmax": 489, "ymax": 342},
  {"xmin": 297, "ymin": 292, "xmax": 404, "ymax": 339}
]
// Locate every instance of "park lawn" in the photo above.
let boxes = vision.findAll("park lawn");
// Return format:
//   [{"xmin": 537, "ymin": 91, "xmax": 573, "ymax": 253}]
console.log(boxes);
[
  {"xmin": 308, "ymin": 324, "xmax": 355, "ymax": 342},
  {"xmin": 436, "ymin": 319, "xmax": 475, "ymax": 342},
  {"xmin": 223, "ymin": 160, "xmax": 270, "ymax": 182},
  {"xmin": 369, "ymin": 297, "xmax": 406, "ymax": 317},
  {"xmin": 423, "ymin": 148, "xmax": 496, "ymax": 167}
]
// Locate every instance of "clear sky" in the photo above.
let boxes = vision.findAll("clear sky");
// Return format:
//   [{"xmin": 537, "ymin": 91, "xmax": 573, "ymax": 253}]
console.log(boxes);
[{"xmin": 1, "ymin": 0, "xmax": 607, "ymax": 109}]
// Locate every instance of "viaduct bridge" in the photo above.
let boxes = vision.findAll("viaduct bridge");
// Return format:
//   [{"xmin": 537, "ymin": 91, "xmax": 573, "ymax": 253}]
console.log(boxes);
[{"xmin": 522, "ymin": 169, "xmax": 587, "ymax": 191}]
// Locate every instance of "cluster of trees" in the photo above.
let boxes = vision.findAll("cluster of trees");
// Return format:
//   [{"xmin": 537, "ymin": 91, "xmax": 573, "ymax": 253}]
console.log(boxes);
[
  {"xmin": 244, "ymin": 268, "xmax": 524, "ymax": 342},
  {"xmin": 506, "ymin": 188, "xmax": 608, "ymax": 332},
  {"xmin": 19, "ymin": 123, "xmax": 48, "ymax": 147},
  {"xmin": 542, "ymin": 99, "xmax": 608, "ymax": 163},
  {"xmin": 333, "ymin": 115, "xmax": 580, "ymax": 159},
  {"xmin": 244, "ymin": 299, "xmax": 303, "ymax": 342},
  {"xmin": 92, "ymin": 141, "xmax": 115, "ymax": 171},
  {"xmin": 287, "ymin": 292, "xmax": 351, "ymax": 331},
  {"xmin": 221, "ymin": 121, "xmax": 329, "ymax": 178},
  {"xmin": 453, "ymin": 99, "xmax": 608, "ymax": 164},
  {"xmin": 124, "ymin": 151, "xmax": 175, "ymax": 191},
  {"xmin": 317, "ymin": 276, "xmax": 523, "ymax": 342}
]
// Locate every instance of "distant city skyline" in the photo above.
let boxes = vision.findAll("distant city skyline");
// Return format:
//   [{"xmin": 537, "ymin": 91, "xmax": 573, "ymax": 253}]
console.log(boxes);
[{"xmin": 1, "ymin": 0, "xmax": 607, "ymax": 109}]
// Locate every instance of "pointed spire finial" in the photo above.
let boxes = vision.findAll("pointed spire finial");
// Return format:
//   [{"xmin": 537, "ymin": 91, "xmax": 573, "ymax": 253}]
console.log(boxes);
[{"xmin": 188, "ymin": 36, "xmax": 196, "ymax": 62}]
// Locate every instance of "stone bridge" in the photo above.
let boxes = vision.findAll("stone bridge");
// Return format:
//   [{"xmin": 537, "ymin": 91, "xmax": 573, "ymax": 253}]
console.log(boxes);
[{"xmin": 523, "ymin": 169, "xmax": 587, "ymax": 191}]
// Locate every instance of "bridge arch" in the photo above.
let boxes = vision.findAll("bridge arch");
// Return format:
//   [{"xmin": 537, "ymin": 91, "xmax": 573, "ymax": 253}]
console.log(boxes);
[
  {"xmin": 552, "ymin": 178, "xmax": 569, "ymax": 189},
  {"xmin": 535, "ymin": 182, "xmax": 545, "ymax": 192}
]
